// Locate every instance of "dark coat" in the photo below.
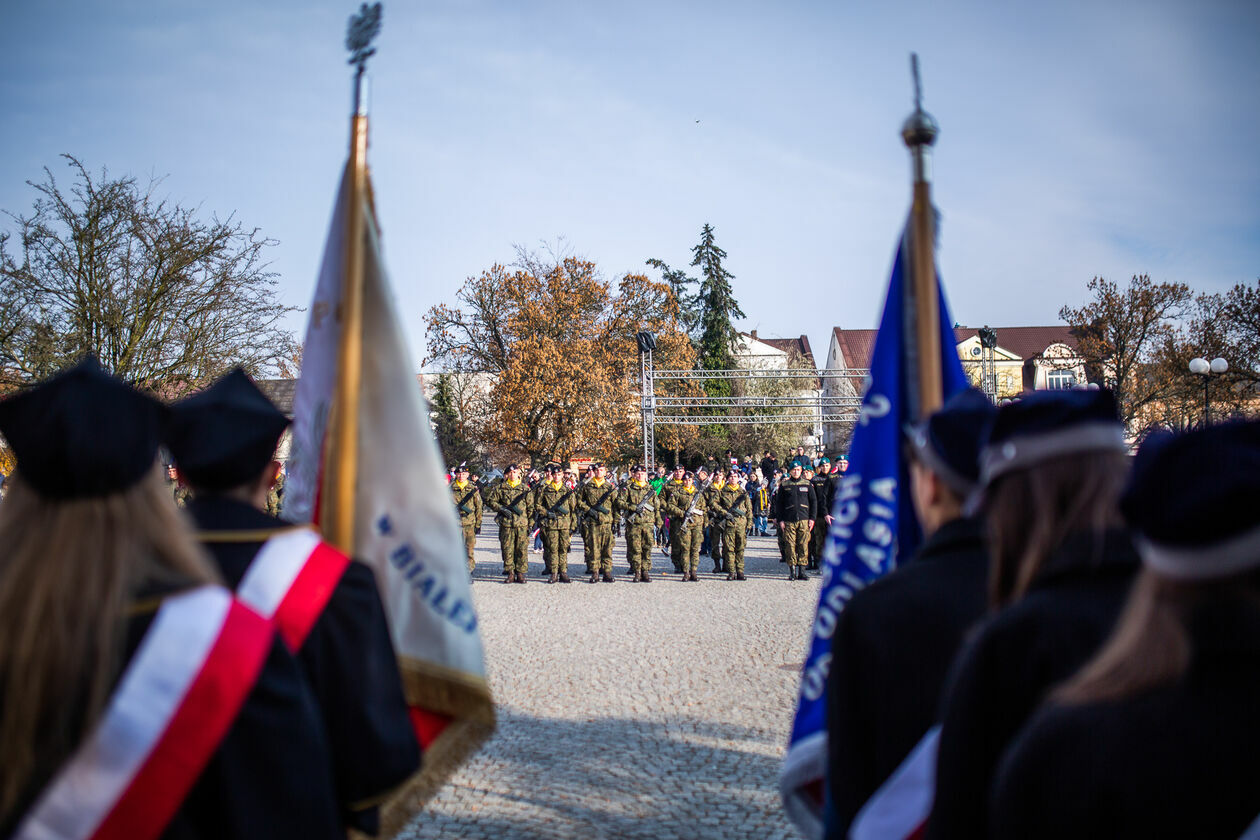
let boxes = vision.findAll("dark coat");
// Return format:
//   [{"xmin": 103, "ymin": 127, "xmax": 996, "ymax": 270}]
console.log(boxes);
[
  {"xmin": 811, "ymin": 472, "xmax": 835, "ymax": 519},
  {"xmin": 760, "ymin": 457, "xmax": 779, "ymax": 479},
  {"xmin": 774, "ymin": 477, "xmax": 817, "ymax": 522},
  {"xmin": 990, "ymin": 598, "xmax": 1260, "ymax": 840},
  {"xmin": 825, "ymin": 517, "xmax": 989, "ymax": 839},
  {"xmin": 925, "ymin": 529, "xmax": 1140, "ymax": 840},
  {"xmin": 2, "ymin": 580, "xmax": 344, "ymax": 840},
  {"xmin": 186, "ymin": 496, "xmax": 420, "ymax": 836}
]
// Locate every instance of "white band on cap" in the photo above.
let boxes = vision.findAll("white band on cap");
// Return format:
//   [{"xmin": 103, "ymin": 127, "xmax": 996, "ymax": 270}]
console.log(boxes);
[
  {"xmin": 1138, "ymin": 527, "xmax": 1260, "ymax": 581},
  {"xmin": 911, "ymin": 428, "xmax": 976, "ymax": 497},
  {"xmin": 980, "ymin": 422, "xmax": 1127, "ymax": 486}
]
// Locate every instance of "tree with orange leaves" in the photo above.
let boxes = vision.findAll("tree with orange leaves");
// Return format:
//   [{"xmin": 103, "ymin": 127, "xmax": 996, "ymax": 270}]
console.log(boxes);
[{"xmin": 424, "ymin": 246, "xmax": 696, "ymax": 467}]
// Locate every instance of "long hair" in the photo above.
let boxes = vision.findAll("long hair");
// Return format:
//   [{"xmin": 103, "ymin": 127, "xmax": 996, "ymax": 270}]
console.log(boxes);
[
  {"xmin": 1054, "ymin": 568, "xmax": 1260, "ymax": 705},
  {"xmin": 985, "ymin": 450, "xmax": 1129, "ymax": 609},
  {"xmin": 0, "ymin": 467, "xmax": 218, "ymax": 820}
]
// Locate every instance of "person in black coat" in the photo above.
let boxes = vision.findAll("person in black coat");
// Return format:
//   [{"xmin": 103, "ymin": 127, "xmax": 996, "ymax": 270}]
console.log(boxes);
[
  {"xmin": 167, "ymin": 369, "xmax": 420, "ymax": 837},
  {"xmin": 760, "ymin": 451, "xmax": 779, "ymax": 483},
  {"xmin": 925, "ymin": 389, "xmax": 1139, "ymax": 840},
  {"xmin": 990, "ymin": 422, "xmax": 1260, "ymax": 839},
  {"xmin": 0, "ymin": 357, "xmax": 343, "ymax": 840},
  {"xmin": 824, "ymin": 389, "xmax": 994, "ymax": 839}
]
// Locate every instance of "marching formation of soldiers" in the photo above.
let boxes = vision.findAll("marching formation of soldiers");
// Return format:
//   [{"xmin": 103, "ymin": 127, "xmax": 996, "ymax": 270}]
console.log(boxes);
[{"xmin": 450, "ymin": 454, "xmax": 840, "ymax": 583}]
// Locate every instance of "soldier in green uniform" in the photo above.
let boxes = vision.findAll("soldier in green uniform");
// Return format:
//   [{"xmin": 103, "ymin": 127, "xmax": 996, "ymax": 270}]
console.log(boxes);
[
  {"xmin": 662, "ymin": 464, "xmax": 687, "ymax": 573},
  {"xmin": 450, "ymin": 464, "xmax": 483, "ymax": 577},
  {"xmin": 700, "ymin": 467, "xmax": 725, "ymax": 573},
  {"xmin": 485, "ymin": 463, "xmax": 532, "ymax": 583},
  {"xmin": 712, "ymin": 468, "xmax": 751, "ymax": 580},
  {"xmin": 616, "ymin": 463, "xmax": 660, "ymax": 582},
  {"xmin": 576, "ymin": 463, "xmax": 619, "ymax": 583},
  {"xmin": 664, "ymin": 471, "xmax": 707, "ymax": 581},
  {"xmin": 774, "ymin": 461, "xmax": 817, "ymax": 580},
  {"xmin": 533, "ymin": 464, "xmax": 573, "ymax": 583}
]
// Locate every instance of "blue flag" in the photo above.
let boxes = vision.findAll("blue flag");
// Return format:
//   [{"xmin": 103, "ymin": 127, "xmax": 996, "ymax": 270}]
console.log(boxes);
[{"xmin": 779, "ymin": 226, "xmax": 968, "ymax": 838}]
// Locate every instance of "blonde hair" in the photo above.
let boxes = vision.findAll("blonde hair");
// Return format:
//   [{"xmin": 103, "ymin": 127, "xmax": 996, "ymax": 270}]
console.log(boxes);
[
  {"xmin": 0, "ymin": 466, "xmax": 218, "ymax": 819},
  {"xmin": 985, "ymin": 450, "xmax": 1129, "ymax": 609}
]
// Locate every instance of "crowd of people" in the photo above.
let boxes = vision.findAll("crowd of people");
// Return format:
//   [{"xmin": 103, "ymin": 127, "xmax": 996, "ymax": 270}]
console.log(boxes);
[
  {"xmin": 0, "ymin": 358, "xmax": 420, "ymax": 838},
  {"xmin": 446, "ymin": 446, "xmax": 849, "ymax": 583},
  {"xmin": 825, "ymin": 387, "xmax": 1260, "ymax": 839}
]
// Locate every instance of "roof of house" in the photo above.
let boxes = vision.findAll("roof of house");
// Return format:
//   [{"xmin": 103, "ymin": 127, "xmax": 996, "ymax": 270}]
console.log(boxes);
[
  {"xmin": 759, "ymin": 335, "xmax": 815, "ymax": 367},
  {"xmin": 256, "ymin": 378, "xmax": 297, "ymax": 416},
  {"xmin": 830, "ymin": 325, "xmax": 1078, "ymax": 370}
]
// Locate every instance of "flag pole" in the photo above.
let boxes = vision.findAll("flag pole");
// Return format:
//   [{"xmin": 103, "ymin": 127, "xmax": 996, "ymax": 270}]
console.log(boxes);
[
  {"xmin": 902, "ymin": 53, "xmax": 942, "ymax": 420},
  {"xmin": 323, "ymin": 3, "xmax": 382, "ymax": 551}
]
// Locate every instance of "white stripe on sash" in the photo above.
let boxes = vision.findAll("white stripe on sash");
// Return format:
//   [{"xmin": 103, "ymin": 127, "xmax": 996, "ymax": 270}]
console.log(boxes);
[
  {"xmin": 850, "ymin": 725, "xmax": 940, "ymax": 840},
  {"xmin": 14, "ymin": 586, "xmax": 232, "ymax": 840},
  {"xmin": 236, "ymin": 528, "xmax": 322, "ymax": 619}
]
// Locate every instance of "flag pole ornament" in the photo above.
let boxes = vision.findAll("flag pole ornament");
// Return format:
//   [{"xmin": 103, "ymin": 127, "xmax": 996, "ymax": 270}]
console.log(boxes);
[
  {"xmin": 779, "ymin": 55, "xmax": 966, "ymax": 839},
  {"xmin": 285, "ymin": 7, "xmax": 494, "ymax": 835}
]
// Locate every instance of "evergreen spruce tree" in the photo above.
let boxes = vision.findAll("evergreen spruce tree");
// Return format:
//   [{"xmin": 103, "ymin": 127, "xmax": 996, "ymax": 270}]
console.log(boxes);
[
  {"xmin": 432, "ymin": 372, "xmax": 478, "ymax": 468},
  {"xmin": 689, "ymin": 223, "xmax": 746, "ymax": 452},
  {"xmin": 645, "ymin": 257, "xmax": 700, "ymax": 338}
]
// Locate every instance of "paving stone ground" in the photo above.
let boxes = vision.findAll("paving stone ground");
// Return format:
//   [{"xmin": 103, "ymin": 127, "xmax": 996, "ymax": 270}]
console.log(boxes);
[{"xmin": 399, "ymin": 523, "xmax": 819, "ymax": 840}]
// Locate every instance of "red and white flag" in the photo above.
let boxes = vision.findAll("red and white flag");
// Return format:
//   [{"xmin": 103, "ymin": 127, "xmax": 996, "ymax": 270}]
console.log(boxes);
[{"xmin": 284, "ymin": 115, "xmax": 494, "ymax": 835}]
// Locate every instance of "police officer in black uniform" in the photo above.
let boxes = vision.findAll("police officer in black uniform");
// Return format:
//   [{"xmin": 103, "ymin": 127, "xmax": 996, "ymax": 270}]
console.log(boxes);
[{"xmin": 167, "ymin": 369, "xmax": 420, "ymax": 836}]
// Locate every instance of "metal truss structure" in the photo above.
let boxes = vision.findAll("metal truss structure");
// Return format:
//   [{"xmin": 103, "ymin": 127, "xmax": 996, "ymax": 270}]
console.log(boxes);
[{"xmin": 637, "ymin": 332, "xmax": 870, "ymax": 470}]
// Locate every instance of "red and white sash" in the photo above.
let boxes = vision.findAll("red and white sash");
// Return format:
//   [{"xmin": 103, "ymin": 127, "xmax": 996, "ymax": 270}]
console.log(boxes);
[
  {"xmin": 236, "ymin": 528, "xmax": 350, "ymax": 651},
  {"xmin": 14, "ymin": 586, "xmax": 273, "ymax": 840},
  {"xmin": 850, "ymin": 725, "xmax": 940, "ymax": 840}
]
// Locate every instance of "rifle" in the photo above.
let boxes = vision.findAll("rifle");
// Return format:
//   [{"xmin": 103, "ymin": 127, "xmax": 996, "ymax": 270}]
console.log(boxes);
[
  {"xmin": 710, "ymin": 490, "xmax": 748, "ymax": 529},
  {"xmin": 534, "ymin": 476, "xmax": 591, "ymax": 534},
  {"xmin": 496, "ymin": 487, "xmax": 531, "ymax": 523},
  {"xmin": 678, "ymin": 476, "xmax": 714, "ymax": 529},
  {"xmin": 578, "ymin": 480, "xmax": 620, "ymax": 528},
  {"xmin": 454, "ymin": 485, "xmax": 479, "ymax": 517},
  {"xmin": 624, "ymin": 486, "xmax": 657, "ymax": 527}
]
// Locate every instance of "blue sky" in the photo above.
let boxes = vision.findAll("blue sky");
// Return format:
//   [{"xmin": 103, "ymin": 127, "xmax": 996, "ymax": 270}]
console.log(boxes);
[{"xmin": 2, "ymin": 0, "xmax": 1257, "ymax": 370}]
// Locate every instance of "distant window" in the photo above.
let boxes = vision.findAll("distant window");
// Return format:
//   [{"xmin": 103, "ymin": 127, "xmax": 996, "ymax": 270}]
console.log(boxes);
[{"xmin": 1046, "ymin": 369, "xmax": 1077, "ymax": 390}]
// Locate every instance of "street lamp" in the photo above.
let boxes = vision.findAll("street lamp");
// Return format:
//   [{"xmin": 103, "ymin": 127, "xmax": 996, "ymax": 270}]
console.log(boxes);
[{"xmin": 1188, "ymin": 357, "xmax": 1228, "ymax": 424}]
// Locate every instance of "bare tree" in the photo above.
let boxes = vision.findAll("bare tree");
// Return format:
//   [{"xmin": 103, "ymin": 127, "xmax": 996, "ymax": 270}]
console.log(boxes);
[
  {"xmin": 1060, "ymin": 274, "xmax": 1191, "ymax": 431},
  {"xmin": 0, "ymin": 155, "xmax": 298, "ymax": 394}
]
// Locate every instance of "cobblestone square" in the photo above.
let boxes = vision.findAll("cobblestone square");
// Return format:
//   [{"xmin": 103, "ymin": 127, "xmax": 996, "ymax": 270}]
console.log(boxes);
[{"xmin": 400, "ymin": 524, "xmax": 818, "ymax": 839}]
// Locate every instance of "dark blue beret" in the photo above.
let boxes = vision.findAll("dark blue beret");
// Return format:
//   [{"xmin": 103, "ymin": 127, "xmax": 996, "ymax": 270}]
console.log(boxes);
[
  {"xmin": 0, "ymin": 355, "xmax": 168, "ymax": 499},
  {"xmin": 167, "ymin": 368, "xmax": 289, "ymax": 491},
  {"xmin": 980, "ymin": 389, "xmax": 1125, "ymax": 486},
  {"xmin": 1120, "ymin": 421, "xmax": 1260, "ymax": 579}
]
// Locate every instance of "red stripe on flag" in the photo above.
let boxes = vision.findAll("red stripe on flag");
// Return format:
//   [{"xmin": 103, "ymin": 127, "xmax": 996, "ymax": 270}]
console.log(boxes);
[
  {"xmin": 409, "ymin": 707, "xmax": 453, "ymax": 749},
  {"xmin": 272, "ymin": 542, "xmax": 350, "ymax": 650},
  {"xmin": 93, "ymin": 602, "xmax": 273, "ymax": 840}
]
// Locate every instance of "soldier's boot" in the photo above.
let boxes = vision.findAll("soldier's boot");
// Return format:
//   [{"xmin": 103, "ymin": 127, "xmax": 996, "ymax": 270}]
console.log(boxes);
[
  {"xmin": 689, "ymin": 571, "xmax": 700, "ymax": 582},
  {"xmin": 515, "ymin": 572, "xmax": 526, "ymax": 584},
  {"xmin": 559, "ymin": 570, "xmax": 571, "ymax": 583},
  {"xmin": 641, "ymin": 569, "xmax": 651, "ymax": 582},
  {"xmin": 548, "ymin": 571, "xmax": 558, "ymax": 583},
  {"xmin": 736, "ymin": 572, "xmax": 747, "ymax": 581},
  {"xmin": 787, "ymin": 565, "xmax": 797, "ymax": 581},
  {"xmin": 602, "ymin": 571, "xmax": 614, "ymax": 583},
  {"xmin": 588, "ymin": 570, "xmax": 599, "ymax": 583},
  {"xmin": 797, "ymin": 566, "xmax": 810, "ymax": 581},
  {"xmin": 726, "ymin": 571, "xmax": 735, "ymax": 580}
]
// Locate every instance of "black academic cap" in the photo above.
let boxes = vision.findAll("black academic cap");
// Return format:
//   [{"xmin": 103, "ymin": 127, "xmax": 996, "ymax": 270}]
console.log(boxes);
[
  {"xmin": 908, "ymin": 388, "xmax": 996, "ymax": 495},
  {"xmin": 0, "ymin": 355, "xmax": 167, "ymax": 499},
  {"xmin": 1120, "ymin": 421, "xmax": 1260, "ymax": 580},
  {"xmin": 167, "ymin": 368, "xmax": 289, "ymax": 491}
]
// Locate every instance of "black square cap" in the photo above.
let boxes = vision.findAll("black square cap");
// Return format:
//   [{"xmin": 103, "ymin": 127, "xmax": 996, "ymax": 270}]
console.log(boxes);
[
  {"xmin": 908, "ymin": 387, "xmax": 996, "ymax": 495},
  {"xmin": 0, "ymin": 355, "xmax": 167, "ymax": 499},
  {"xmin": 167, "ymin": 368, "xmax": 289, "ymax": 491}
]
